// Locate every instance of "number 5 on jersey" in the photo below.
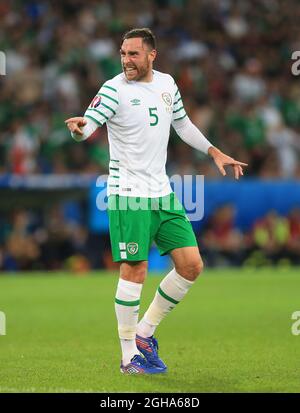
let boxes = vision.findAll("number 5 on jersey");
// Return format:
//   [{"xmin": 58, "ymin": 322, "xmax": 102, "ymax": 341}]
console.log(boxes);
[{"xmin": 149, "ymin": 107, "xmax": 158, "ymax": 126}]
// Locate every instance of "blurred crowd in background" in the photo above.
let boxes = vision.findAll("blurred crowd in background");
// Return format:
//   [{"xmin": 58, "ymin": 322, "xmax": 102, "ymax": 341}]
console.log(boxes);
[
  {"xmin": 1, "ymin": 205, "xmax": 300, "ymax": 271},
  {"xmin": 1, "ymin": 0, "xmax": 300, "ymax": 271}
]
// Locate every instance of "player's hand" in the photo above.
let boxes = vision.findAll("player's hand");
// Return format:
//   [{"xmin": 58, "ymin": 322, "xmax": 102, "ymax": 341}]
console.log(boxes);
[
  {"xmin": 64, "ymin": 117, "xmax": 87, "ymax": 136},
  {"xmin": 208, "ymin": 147, "xmax": 248, "ymax": 180}
]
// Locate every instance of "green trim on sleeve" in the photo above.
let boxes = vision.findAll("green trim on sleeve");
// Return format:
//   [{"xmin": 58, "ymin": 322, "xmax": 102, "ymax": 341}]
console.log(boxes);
[
  {"xmin": 101, "ymin": 102, "xmax": 116, "ymax": 115},
  {"xmin": 88, "ymin": 108, "xmax": 109, "ymax": 121},
  {"xmin": 103, "ymin": 85, "xmax": 117, "ymax": 93},
  {"xmin": 174, "ymin": 97, "xmax": 182, "ymax": 106},
  {"xmin": 173, "ymin": 106, "xmax": 184, "ymax": 114},
  {"xmin": 85, "ymin": 115, "xmax": 103, "ymax": 127},
  {"xmin": 98, "ymin": 93, "xmax": 119, "ymax": 105},
  {"xmin": 173, "ymin": 113, "xmax": 187, "ymax": 121}
]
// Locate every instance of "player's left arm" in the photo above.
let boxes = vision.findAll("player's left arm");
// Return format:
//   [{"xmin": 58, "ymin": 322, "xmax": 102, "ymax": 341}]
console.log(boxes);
[
  {"xmin": 171, "ymin": 86, "xmax": 247, "ymax": 180},
  {"xmin": 207, "ymin": 146, "xmax": 247, "ymax": 180}
]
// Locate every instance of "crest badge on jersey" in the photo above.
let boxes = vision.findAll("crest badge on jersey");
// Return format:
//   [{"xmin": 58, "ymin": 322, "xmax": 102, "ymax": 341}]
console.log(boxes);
[
  {"xmin": 90, "ymin": 96, "xmax": 101, "ymax": 108},
  {"xmin": 162, "ymin": 92, "xmax": 172, "ymax": 106}
]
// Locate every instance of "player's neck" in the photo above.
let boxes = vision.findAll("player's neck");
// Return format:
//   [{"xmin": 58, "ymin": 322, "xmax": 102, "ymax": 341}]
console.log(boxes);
[{"xmin": 137, "ymin": 69, "xmax": 154, "ymax": 83}]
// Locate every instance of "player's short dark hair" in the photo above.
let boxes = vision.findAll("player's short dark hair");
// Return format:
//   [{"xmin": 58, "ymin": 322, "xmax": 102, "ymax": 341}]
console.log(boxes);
[{"xmin": 121, "ymin": 28, "xmax": 156, "ymax": 50}]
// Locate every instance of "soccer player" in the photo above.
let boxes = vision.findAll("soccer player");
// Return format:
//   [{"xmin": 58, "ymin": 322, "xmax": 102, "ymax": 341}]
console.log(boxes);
[{"xmin": 65, "ymin": 28, "xmax": 247, "ymax": 375}]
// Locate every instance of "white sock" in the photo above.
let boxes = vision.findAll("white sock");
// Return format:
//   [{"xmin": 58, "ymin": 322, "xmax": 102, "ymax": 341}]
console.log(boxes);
[
  {"xmin": 137, "ymin": 268, "xmax": 194, "ymax": 338},
  {"xmin": 115, "ymin": 278, "xmax": 143, "ymax": 365}
]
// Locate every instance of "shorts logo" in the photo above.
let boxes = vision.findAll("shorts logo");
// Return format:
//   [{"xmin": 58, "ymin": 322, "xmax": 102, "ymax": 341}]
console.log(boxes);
[
  {"xmin": 162, "ymin": 92, "xmax": 172, "ymax": 106},
  {"xmin": 127, "ymin": 242, "xmax": 138, "ymax": 255}
]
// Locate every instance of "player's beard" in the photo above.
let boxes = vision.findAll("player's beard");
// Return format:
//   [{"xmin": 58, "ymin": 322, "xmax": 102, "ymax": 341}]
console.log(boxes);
[{"xmin": 123, "ymin": 57, "xmax": 151, "ymax": 81}]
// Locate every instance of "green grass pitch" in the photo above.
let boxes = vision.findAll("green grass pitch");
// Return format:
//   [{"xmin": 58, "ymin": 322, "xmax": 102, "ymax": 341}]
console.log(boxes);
[{"xmin": 0, "ymin": 268, "xmax": 300, "ymax": 393}]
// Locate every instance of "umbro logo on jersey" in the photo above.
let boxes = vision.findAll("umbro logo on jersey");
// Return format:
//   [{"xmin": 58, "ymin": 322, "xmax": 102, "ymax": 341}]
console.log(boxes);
[{"xmin": 130, "ymin": 99, "xmax": 141, "ymax": 106}]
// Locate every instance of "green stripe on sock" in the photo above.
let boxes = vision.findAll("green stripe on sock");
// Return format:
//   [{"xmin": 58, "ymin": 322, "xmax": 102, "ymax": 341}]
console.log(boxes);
[
  {"xmin": 157, "ymin": 286, "xmax": 179, "ymax": 305},
  {"xmin": 115, "ymin": 298, "xmax": 140, "ymax": 306}
]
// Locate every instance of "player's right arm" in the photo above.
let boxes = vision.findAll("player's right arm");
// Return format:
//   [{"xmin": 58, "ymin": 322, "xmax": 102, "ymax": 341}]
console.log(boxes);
[
  {"xmin": 65, "ymin": 81, "xmax": 119, "ymax": 141},
  {"xmin": 65, "ymin": 116, "xmax": 97, "ymax": 141}
]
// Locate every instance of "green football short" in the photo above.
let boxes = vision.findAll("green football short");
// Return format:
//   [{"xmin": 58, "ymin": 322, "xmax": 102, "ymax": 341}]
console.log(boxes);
[{"xmin": 107, "ymin": 192, "xmax": 198, "ymax": 262}]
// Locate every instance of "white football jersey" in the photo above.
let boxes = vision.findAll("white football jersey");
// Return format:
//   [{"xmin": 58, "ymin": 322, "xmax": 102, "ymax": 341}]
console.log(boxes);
[{"xmin": 84, "ymin": 70, "xmax": 187, "ymax": 198}]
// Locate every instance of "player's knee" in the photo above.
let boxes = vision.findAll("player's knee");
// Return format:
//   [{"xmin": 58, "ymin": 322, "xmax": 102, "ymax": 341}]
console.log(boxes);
[
  {"xmin": 189, "ymin": 259, "xmax": 204, "ymax": 280},
  {"xmin": 177, "ymin": 258, "xmax": 204, "ymax": 281},
  {"xmin": 120, "ymin": 261, "xmax": 147, "ymax": 283}
]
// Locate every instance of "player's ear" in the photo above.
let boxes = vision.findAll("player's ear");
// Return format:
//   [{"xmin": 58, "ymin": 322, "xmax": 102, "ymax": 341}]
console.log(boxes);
[{"xmin": 149, "ymin": 49, "xmax": 157, "ymax": 62}]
